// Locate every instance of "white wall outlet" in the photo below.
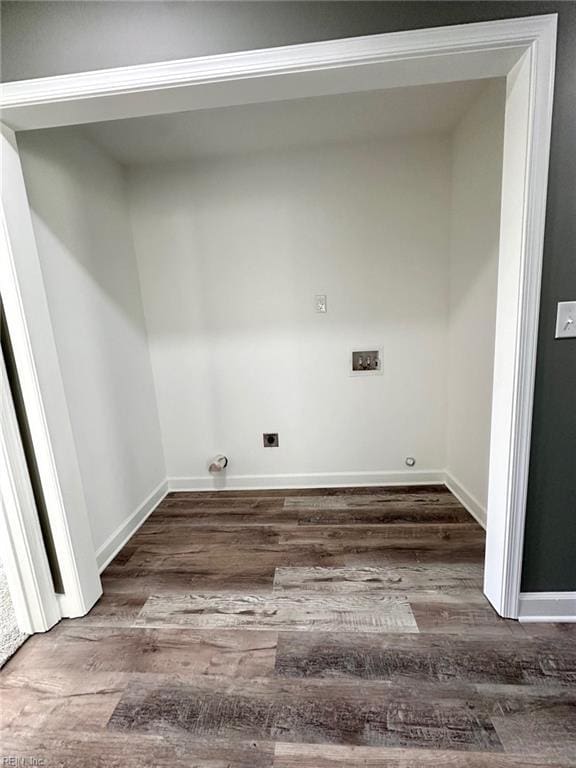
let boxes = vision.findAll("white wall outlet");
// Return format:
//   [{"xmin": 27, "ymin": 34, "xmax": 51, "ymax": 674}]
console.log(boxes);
[
  {"xmin": 315, "ymin": 294, "xmax": 327, "ymax": 313},
  {"xmin": 555, "ymin": 301, "xmax": 576, "ymax": 339}
]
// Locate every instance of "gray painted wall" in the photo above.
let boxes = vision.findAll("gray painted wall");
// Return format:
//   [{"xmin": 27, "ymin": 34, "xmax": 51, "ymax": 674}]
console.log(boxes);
[{"xmin": 2, "ymin": 1, "xmax": 575, "ymax": 591}]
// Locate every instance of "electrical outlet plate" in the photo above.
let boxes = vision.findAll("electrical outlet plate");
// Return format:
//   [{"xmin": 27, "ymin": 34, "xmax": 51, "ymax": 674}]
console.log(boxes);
[
  {"xmin": 263, "ymin": 433, "xmax": 279, "ymax": 447},
  {"xmin": 555, "ymin": 301, "xmax": 576, "ymax": 339},
  {"xmin": 350, "ymin": 348, "xmax": 382, "ymax": 376}
]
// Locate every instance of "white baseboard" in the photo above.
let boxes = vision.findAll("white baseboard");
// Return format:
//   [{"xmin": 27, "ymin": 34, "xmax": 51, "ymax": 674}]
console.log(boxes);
[
  {"xmin": 444, "ymin": 472, "xmax": 487, "ymax": 529},
  {"xmin": 518, "ymin": 592, "xmax": 576, "ymax": 623},
  {"xmin": 168, "ymin": 469, "xmax": 445, "ymax": 493},
  {"xmin": 95, "ymin": 479, "xmax": 168, "ymax": 572}
]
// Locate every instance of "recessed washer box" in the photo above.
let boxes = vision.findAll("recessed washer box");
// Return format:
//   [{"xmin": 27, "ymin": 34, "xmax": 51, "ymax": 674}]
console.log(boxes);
[{"xmin": 350, "ymin": 348, "xmax": 382, "ymax": 376}]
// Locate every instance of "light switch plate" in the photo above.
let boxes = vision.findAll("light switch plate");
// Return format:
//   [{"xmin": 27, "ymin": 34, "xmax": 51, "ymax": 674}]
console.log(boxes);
[{"xmin": 555, "ymin": 301, "xmax": 576, "ymax": 339}]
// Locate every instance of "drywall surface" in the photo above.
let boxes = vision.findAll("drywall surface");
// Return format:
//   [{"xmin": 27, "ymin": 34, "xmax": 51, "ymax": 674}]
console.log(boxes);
[
  {"xmin": 0, "ymin": 556, "xmax": 27, "ymax": 667},
  {"xmin": 129, "ymin": 136, "xmax": 452, "ymax": 483},
  {"xmin": 445, "ymin": 80, "xmax": 505, "ymax": 519},
  {"xmin": 18, "ymin": 129, "xmax": 165, "ymax": 554}
]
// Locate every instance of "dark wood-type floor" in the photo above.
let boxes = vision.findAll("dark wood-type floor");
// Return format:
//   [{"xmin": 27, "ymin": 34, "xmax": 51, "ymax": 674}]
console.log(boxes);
[{"xmin": 2, "ymin": 485, "xmax": 575, "ymax": 766}]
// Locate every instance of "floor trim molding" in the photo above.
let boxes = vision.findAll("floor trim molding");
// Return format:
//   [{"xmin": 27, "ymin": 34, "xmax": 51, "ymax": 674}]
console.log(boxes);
[
  {"xmin": 95, "ymin": 479, "xmax": 168, "ymax": 572},
  {"xmin": 444, "ymin": 472, "xmax": 487, "ymax": 529},
  {"xmin": 518, "ymin": 592, "xmax": 576, "ymax": 622},
  {"xmin": 168, "ymin": 470, "xmax": 445, "ymax": 493}
]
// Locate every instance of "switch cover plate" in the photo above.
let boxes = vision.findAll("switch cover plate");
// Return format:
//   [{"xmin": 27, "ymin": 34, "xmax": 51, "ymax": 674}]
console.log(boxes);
[{"xmin": 555, "ymin": 301, "xmax": 576, "ymax": 339}]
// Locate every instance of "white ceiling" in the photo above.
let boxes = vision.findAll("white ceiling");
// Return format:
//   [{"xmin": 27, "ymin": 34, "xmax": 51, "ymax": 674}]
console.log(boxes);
[{"xmin": 81, "ymin": 79, "xmax": 496, "ymax": 166}]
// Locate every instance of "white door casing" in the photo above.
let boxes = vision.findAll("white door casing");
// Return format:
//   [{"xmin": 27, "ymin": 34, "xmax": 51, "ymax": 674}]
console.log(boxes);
[
  {"xmin": 0, "ymin": 14, "xmax": 557, "ymax": 619},
  {"xmin": 0, "ymin": 348, "xmax": 60, "ymax": 633}
]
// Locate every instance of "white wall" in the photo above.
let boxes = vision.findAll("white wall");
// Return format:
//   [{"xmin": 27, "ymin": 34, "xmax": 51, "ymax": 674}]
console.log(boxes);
[
  {"xmin": 128, "ymin": 136, "xmax": 452, "ymax": 486},
  {"xmin": 18, "ymin": 129, "xmax": 166, "ymax": 554},
  {"xmin": 17, "ymin": 88, "xmax": 502, "ymax": 512},
  {"xmin": 445, "ymin": 80, "xmax": 505, "ymax": 520}
]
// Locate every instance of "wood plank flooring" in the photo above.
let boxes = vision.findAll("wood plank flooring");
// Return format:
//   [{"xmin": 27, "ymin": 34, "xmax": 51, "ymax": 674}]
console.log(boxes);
[{"xmin": 2, "ymin": 485, "xmax": 575, "ymax": 767}]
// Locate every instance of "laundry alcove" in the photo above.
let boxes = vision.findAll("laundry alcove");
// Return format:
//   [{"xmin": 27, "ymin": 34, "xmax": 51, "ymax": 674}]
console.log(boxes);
[{"xmin": 16, "ymin": 78, "xmax": 505, "ymax": 567}]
